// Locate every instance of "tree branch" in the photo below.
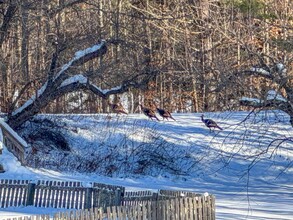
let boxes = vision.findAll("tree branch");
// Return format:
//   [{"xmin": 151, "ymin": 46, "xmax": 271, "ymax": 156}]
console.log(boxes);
[
  {"xmin": 6, "ymin": 40, "xmax": 157, "ymax": 129},
  {"xmin": 53, "ymin": 40, "xmax": 107, "ymax": 83},
  {"xmin": 239, "ymin": 98, "xmax": 293, "ymax": 116},
  {"xmin": 0, "ymin": 1, "xmax": 17, "ymax": 46},
  {"xmin": 48, "ymin": 0, "xmax": 87, "ymax": 18}
]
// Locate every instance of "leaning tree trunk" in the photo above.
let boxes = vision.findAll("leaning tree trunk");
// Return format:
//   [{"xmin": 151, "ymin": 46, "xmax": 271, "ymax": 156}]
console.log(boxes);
[
  {"xmin": 7, "ymin": 40, "xmax": 157, "ymax": 129},
  {"xmin": 7, "ymin": 41, "xmax": 108, "ymax": 129}
]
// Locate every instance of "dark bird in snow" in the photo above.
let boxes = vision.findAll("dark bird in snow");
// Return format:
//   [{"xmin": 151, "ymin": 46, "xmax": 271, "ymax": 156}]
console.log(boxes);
[
  {"xmin": 201, "ymin": 114, "xmax": 223, "ymax": 132},
  {"xmin": 156, "ymin": 106, "xmax": 176, "ymax": 121},
  {"xmin": 139, "ymin": 104, "xmax": 160, "ymax": 121},
  {"xmin": 108, "ymin": 101, "xmax": 128, "ymax": 115}
]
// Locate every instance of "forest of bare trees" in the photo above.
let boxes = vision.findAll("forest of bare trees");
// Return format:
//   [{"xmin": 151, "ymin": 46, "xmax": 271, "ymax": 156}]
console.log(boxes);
[{"xmin": 0, "ymin": 0, "xmax": 292, "ymax": 128}]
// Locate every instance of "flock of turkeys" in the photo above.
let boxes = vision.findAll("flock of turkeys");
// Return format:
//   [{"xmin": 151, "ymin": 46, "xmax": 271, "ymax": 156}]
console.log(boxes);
[{"xmin": 108, "ymin": 101, "xmax": 223, "ymax": 132}]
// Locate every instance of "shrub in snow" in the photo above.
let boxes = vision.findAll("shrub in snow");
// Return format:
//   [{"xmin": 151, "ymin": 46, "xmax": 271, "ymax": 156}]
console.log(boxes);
[
  {"xmin": 21, "ymin": 117, "xmax": 70, "ymax": 153},
  {"xmin": 18, "ymin": 114, "xmax": 201, "ymax": 177}
]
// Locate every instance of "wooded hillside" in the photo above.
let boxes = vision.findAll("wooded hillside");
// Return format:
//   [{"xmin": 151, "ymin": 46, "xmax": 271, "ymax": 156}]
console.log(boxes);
[{"xmin": 0, "ymin": 0, "xmax": 292, "ymax": 117}]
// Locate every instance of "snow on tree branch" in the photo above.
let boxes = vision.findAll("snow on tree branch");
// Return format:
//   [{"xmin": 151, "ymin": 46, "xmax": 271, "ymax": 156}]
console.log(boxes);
[
  {"xmin": 240, "ymin": 97, "xmax": 262, "ymax": 105},
  {"xmin": 54, "ymin": 40, "xmax": 107, "ymax": 81},
  {"xmin": 266, "ymin": 90, "xmax": 287, "ymax": 102},
  {"xmin": 11, "ymin": 82, "xmax": 48, "ymax": 116},
  {"xmin": 244, "ymin": 62, "xmax": 289, "ymax": 81},
  {"xmin": 48, "ymin": 73, "xmax": 152, "ymax": 103},
  {"xmin": 240, "ymin": 97, "xmax": 289, "ymax": 110},
  {"xmin": 56, "ymin": 74, "xmax": 122, "ymax": 98},
  {"xmin": 11, "ymin": 41, "xmax": 107, "ymax": 116},
  {"xmin": 57, "ymin": 68, "xmax": 155, "ymax": 99},
  {"xmin": 238, "ymin": 61, "xmax": 293, "ymax": 126},
  {"xmin": 240, "ymin": 90, "xmax": 287, "ymax": 106},
  {"xmin": 276, "ymin": 63, "xmax": 287, "ymax": 77},
  {"xmin": 240, "ymin": 90, "xmax": 290, "ymax": 115},
  {"xmin": 7, "ymin": 40, "xmax": 157, "ymax": 129},
  {"xmin": 60, "ymin": 74, "xmax": 87, "ymax": 87},
  {"xmin": 250, "ymin": 67, "xmax": 271, "ymax": 76},
  {"xmin": 7, "ymin": 41, "xmax": 108, "ymax": 129}
]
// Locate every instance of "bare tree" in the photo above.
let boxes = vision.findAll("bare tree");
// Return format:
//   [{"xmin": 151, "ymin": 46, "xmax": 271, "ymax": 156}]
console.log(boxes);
[{"xmin": 7, "ymin": 39, "xmax": 157, "ymax": 129}]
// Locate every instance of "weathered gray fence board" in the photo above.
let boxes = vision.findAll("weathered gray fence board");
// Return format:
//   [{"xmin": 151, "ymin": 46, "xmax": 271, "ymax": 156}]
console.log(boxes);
[
  {"xmin": 0, "ymin": 179, "xmax": 29, "ymax": 208},
  {"xmin": 0, "ymin": 179, "xmax": 215, "ymax": 220},
  {"xmin": 0, "ymin": 179, "xmax": 128, "ymax": 211}
]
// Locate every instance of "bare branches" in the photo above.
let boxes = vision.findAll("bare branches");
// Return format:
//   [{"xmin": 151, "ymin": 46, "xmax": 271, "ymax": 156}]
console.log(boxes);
[
  {"xmin": 7, "ymin": 41, "xmax": 108, "ymax": 128},
  {"xmin": 8, "ymin": 78, "xmax": 42, "ymax": 116},
  {"xmin": 48, "ymin": 0, "xmax": 87, "ymax": 18},
  {"xmin": 0, "ymin": 0, "xmax": 17, "ymax": 46},
  {"xmin": 6, "ymin": 40, "xmax": 157, "ymax": 129},
  {"xmin": 235, "ymin": 58, "xmax": 293, "ymax": 122},
  {"xmin": 53, "ymin": 41, "xmax": 107, "ymax": 83}
]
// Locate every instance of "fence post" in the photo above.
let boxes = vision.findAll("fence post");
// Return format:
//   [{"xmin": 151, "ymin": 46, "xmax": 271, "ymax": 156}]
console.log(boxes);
[
  {"xmin": 84, "ymin": 187, "xmax": 93, "ymax": 209},
  {"xmin": 0, "ymin": 163, "xmax": 4, "ymax": 173},
  {"xmin": 211, "ymin": 195, "xmax": 216, "ymax": 220},
  {"xmin": 114, "ymin": 188, "xmax": 123, "ymax": 206},
  {"xmin": 152, "ymin": 192, "xmax": 159, "ymax": 201},
  {"xmin": 26, "ymin": 183, "xmax": 36, "ymax": 206}
]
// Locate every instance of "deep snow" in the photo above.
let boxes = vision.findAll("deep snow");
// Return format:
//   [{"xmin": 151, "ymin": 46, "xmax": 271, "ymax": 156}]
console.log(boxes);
[{"xmin": 0, "ymin": 111, "xmax": 293, "ymax": 219}]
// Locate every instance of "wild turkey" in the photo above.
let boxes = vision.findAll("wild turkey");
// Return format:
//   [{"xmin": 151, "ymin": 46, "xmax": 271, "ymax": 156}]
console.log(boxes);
[
  {"xmin": 108, "ymin": 101, "xmax": 128, "ymax": 115},
  {"xmin": 139, "ymin": 104, "xmax": 159, "ymax": 121},
  {"xmin": 156, "ymin": 106, "xmax": 176, "ymax": 121},
  {"xmin": 201, "ymin": 114, "xmax": 223, "ymax": 132}
]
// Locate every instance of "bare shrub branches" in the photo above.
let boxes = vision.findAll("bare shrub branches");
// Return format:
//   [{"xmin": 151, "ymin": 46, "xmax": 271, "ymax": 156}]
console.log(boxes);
[{"xmin": 22, "ymin": 115, "xmax": 201, "ymax": 177}]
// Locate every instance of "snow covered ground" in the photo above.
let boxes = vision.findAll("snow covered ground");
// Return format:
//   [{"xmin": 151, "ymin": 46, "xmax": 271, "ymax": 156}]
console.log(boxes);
[{"xmin": 0, "ymin": 111, "xmax": 293, "ymax": 219}]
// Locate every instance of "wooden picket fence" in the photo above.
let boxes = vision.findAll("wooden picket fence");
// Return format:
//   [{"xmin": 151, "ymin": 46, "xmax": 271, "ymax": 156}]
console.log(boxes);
[
  {"xmin": 0, "ymin": 179, "xmax": 215, "ymax": 220},
  {"xmin": 2, "ymin": 196, "xmax": 215, "ymax": 220},
  {"xmin": 55, "ymin": 196, "xmax": 215, "ymax": 220},
  {"xmin": 0, "ymin": 179, "xmax": 125, "ymax": 210},
  {"xmin": 121, "ymin": 189, "xmax": 204, "ymax": 205}
]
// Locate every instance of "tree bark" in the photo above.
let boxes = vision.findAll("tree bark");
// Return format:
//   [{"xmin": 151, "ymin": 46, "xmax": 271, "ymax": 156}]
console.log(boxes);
[{"xmin": 0, "ymin": 1, "xmax": 17, "ymax": 46}]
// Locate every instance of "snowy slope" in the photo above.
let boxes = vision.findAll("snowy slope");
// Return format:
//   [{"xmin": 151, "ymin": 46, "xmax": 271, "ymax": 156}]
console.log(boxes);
[{"xmin": 0, "ymin": 111, "xmax": 293, "ymax": 219}]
